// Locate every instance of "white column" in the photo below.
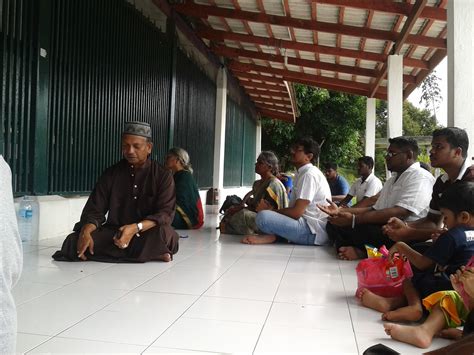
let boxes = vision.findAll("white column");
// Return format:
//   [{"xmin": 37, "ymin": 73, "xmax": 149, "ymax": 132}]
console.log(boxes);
[
  {"xmin": 387, "ymin": 54, "xmax": 403, "ymax": 138},
  {"xmin": 212, "ymin": 67, "xmax": 227, "ymax": 190},
  {"xmin": 365, "ymin": 98, "xmax": 376, "ymax": 160},
  {"xmin": 448, "ymin": 0, "xmax": 474, "ymax": 162}
]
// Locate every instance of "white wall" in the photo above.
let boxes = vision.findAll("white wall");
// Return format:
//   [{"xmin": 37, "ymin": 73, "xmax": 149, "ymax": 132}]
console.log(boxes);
[{"xmin": 19, "ymin": 187, "xmax": 252, "ymax": 242}]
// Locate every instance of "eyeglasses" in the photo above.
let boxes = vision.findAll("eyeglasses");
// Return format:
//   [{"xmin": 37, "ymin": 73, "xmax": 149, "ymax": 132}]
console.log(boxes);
[
  {"xmin": 385, "ymin": 151, "xmax": 404, "ymax": 158},
  {"xmin": 290, "ymin": 148, "xmax": 305, "ymax": 154}
]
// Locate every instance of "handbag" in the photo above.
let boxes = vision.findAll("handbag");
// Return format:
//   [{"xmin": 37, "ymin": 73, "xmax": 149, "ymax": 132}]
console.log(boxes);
[
  {"xmin": 219, "ymin": 195, "xmax": 243, "ymax": 214},
  {"xmin": 356, "ymin": 246, "xmax": 413, "ymax": 298}
]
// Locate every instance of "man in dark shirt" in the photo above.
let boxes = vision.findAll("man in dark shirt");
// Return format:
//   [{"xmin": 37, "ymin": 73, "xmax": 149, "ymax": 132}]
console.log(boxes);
[
  {"xmin": 53, "ymin": 122, "xmax": 179, "ymax": 263},
  {"xmin": 324, "ymin": 162, "xmax": 350, "ymax": 204},
  {"xmin": 383, "ymin": 127, "xmax": 474, "ymax": 244}
]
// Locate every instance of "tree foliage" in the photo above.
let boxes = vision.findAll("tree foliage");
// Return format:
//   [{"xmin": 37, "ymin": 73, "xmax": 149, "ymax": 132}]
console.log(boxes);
[
  {"xmin": 262, "ymin": 85, "xmax": 366, "ymax": 171},
  {"xmin": 375, "ymin": 100, "xmax": 439, "ymax": 138},
  {"xmin": 419, "ymin": 72, "xmax": 442, "ymax": 119}
]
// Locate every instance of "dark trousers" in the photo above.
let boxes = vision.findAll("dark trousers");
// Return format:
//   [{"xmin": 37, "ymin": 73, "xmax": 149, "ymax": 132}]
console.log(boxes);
[
  {"xmin": 52, "ymin": 224, "xmax": 179, "ymax": 263},
  {"xmin": 326, "ymin": 222, "xmax": 395, "ymax": 257}
]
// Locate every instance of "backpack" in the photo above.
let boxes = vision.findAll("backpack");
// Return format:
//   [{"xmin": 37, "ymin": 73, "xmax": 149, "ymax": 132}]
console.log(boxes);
[{"xmin": 219, "ymin": 195, "xmax": 243, "ymax": 214}]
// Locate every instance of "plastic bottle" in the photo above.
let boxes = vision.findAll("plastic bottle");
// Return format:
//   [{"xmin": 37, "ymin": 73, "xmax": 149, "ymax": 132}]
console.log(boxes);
[{"xmin": 17, "ymin": 196, "xmax": 38, "ymax": 243}]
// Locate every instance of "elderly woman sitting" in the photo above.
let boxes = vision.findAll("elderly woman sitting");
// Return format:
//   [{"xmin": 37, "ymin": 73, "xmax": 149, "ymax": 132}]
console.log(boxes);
[
  {"xmin": 165, "ymin": 147, "xmax": 204, "ymax": 230},
  {"xmin": 220, "ymin": 151, "xmax": 288, "ymax": 235}
]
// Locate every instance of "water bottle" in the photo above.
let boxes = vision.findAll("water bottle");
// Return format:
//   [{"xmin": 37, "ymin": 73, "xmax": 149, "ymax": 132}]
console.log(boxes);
[{"xmin": 18, "ymin": 196, "xmax": 38, "ymax": 243}]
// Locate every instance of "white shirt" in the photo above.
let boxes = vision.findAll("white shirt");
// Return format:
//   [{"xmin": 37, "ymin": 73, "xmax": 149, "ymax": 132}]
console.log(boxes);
[
  {"xmin": 348, "ymin": 173, "xmax": 383, "ymax": 202},
  {"xmin": 373, "ymin": 162, "xmax": 435, "ymax": 222},
  {"xmin": 290, "ymin": 163, "xmax": 332, "ymax": 245},
  {"xmin": 0, "ymin": 156, "xmax": 23, "ymax": 354}
]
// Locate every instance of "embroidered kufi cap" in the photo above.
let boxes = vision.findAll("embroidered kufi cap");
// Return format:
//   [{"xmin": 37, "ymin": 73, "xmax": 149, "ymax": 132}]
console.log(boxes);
[{"xmin": 123, "ymin": 121, "xmax": 152, "ymax": 139}]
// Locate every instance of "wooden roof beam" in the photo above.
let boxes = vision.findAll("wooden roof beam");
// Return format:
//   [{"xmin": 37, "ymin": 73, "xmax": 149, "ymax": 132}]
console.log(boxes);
[
  {"xmin": 315, "ymin": 0, "xmax": 446, "ymax": 21},
  {"xmin": 257, "ymin": 108, "xmax": 295, "ymax": 122},
  {"xmin": 244, "ymin": 88, "xmax": 291, "ymax": 98},
  {"xmin": 233, "ymin": 71, "xmax": 285, "ymax": 84},
  {"xmin": 369, "ymin": 0, "xmax": 428, "ymax": 97},
  {"xmin": 239, "ymin": 80, "xmax": 287, "ymax": 92},
  {"xmin": 248, "ymin": 93, "xmax": 291, "ymax": 102},
  {"xmin": 214, "ymin": 45, "xmax": 416, "ymax": 84},
  {"xmin": 254, "ymin": 102, "xmax": 293, "ymax": 112},
  {"xmin": 175, "ymin": 2, "xmax": 446, "ymax": 48},
  {"xmin": 229, "ymin": 61, "xmax": 387, "ymax": 98},
  {"xmin": 197, "ymin": 28, "xmax": 430, "ymax": 69}
]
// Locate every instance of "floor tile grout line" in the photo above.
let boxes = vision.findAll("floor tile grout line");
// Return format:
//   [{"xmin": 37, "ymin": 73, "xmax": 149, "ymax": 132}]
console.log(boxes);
[
  {"xmin": 338, "ymin": 259, "xmax": 362, "ymax": 355},
  {"xmin": 251, "ymin": 245, "xmax": 295, "ymax": 355},
  {"xmin": 140, "ymin": 234, "xmax": 252, "ymax": 354},
  {"xmin": 23, "ymin": 238, "xmax": 216, "ymax": 353}
]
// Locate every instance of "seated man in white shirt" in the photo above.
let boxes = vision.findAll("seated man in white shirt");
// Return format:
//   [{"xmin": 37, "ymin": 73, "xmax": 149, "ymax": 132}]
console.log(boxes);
[
  {"xmin": 320, "ymin": 137, "xmax": 435, "ymax": 260},
  {"xmin": 242, "ymin": 137, "xmax": 332, "ymax": 245},
  {"xmin": 338, "ymin": 156, "xmax": 383, "ymax": 207}
]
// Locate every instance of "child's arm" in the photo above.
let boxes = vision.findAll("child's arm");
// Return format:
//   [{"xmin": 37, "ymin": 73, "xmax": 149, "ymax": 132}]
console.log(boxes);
[{"xmin": 389, "ymin": 242, "xmax": 435, "ymax": 271}]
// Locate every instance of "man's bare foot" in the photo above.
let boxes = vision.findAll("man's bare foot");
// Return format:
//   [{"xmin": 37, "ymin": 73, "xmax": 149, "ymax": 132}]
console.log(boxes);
[
  {"xmin": 157, "ymin": 253, "xmax": 172, "ymax": 262},
  {"xmin": 357, "ymin": 288, "xmax": 399, "ymax": 313},
  {"xmin": 241, "ymin": 234, "xmax": 277, "ymax": 244},
  {"xmin": 382, "ymin": 305, "xmax": 423, "ymax": 322},
  {"xmin": 384, "ymin": 323, "xmax": 432, "ymax": 349},
  {"xmin": 338, "ymin": 246, "xmax": 365, "ymax": 260}
]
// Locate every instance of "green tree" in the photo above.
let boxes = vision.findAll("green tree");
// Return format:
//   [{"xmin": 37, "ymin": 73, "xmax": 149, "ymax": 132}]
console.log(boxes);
[
  {"xmin": 261, "ymin": 85, "xmax": 366, "ymax": 171},
  {"xmin": 420, "ymin": 71, "xmax": 442, "ymax": 120},
  {"xmin": 375, "ymin": 100, "xmax": 439, "ymax": 137}
]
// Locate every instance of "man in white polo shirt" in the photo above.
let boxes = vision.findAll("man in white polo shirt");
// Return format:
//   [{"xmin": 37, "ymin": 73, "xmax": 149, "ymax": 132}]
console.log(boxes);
[
  {"xmin": 338, "ymin": 156, "xmax": 382, "ymax": 207},
  {"xmin": 242, "ymin": 137, "xmax": 332, "ymax": 245},
  {"xmin": 321, "ymin": 137, "xmax": 435, "ymax": 260}
]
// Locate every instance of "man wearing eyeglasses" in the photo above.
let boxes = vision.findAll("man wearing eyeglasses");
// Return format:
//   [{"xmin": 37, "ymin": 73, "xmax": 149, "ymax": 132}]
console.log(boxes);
[
  {"xmin": 383, "ymin": 127, "xmax": 474, "ymax": 245},
  {"xmin": 320, "ymin": 136, "xmax": 435, "ymax": 260}
]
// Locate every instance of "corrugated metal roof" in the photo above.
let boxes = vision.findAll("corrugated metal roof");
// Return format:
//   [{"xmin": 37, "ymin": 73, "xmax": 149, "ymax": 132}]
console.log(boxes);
[{"xmin": 167, "ymin": 0, "xmax": 448, "ymax": 122}]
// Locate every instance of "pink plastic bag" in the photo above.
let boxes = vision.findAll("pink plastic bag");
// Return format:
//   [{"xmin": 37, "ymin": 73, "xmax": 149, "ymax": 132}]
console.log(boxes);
[{"xmin": 356, "ymin": 252, "xmax": 413, "ymax": 298}]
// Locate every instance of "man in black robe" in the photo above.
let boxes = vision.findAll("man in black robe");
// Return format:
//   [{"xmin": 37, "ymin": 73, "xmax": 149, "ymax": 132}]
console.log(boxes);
[{"xmin": 52, "ymin": 121, "xmax": 179, "ymax": 263}]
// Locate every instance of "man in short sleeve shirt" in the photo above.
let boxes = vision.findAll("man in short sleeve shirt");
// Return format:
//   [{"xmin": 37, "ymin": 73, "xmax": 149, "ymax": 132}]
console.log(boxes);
[
  {"xmin": 322, "ymin": 137, "xmax": 435, "ymax": 260},
  {"xmin": 339, "ymin": 156, "xmax": 382, "ymax": 207},
  {"xmin": 383, "ymin": 127, "xmax": 474, "ymax": 243},
  {"xmin": 242, "ymin": 137, "xmax": 332, "ymax": 246}
]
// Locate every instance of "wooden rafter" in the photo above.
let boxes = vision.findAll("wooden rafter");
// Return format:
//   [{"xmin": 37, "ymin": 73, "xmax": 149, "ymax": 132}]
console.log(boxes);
[
  {"xmin": 229, "ymin": 61, "xmax": 387, "ymax": 100},
  {"xmin": 214, "ymin": 44, "xmax": 416, "ymax": 84},
  {"xmin": 315, "ymin": 0, "xmax": 446, "ymax": 21},
  {"xmin": 258, "ymin": 108, "xmax": 295, "ymax": 122},
  {"xmin": 197, "ymin": 28, "xmax": 430, "ymax": 69},
  {"xmin": 369, "ymin": 0, "xmax": 428, "ymax": 97},
  {"xmin": 233, "ymin": 71, "xmax": 285, "ymax": 84},
  {"xmin": 175, "ymin": 2, "xmax": 446, "ymax": 48}
]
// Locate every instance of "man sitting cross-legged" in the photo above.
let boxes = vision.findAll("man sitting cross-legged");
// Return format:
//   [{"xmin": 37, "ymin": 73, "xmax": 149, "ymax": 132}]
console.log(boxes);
[
  {"xmin": 242, "ymin": 137, "xmax": 332, "ymax": 246},
  {"xmin": 320, "ymin": 136, "xmax": 435, "ymax": 260}
]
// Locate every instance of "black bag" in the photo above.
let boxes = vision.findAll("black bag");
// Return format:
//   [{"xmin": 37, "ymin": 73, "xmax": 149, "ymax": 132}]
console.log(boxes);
[{"xmin": 219, "ymin": 195, "xmax": 243, "ymax": 214}]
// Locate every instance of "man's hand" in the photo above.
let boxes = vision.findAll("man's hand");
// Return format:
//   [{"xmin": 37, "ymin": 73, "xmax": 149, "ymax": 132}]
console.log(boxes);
[
  {"xmin": 318, "ymin": 199, "xmax": 340, "ymax": 217},
  {"xmin": 255, "ymin": 199, "xmax": 272, "ymax": 212},
  {"xmin": 382, "ymin": 217, "xmax": 410, "ymax": 242},
  {"xmin": 328, "ymin": 212, "xmax": 353, "ymax": 227},
  {"xmin": 77, "ymin": 223, "xmax": 96, "ymax": 260},
  {"xmin": 113, "ymin": 223, "xmax": 138, "ymax": 249}
]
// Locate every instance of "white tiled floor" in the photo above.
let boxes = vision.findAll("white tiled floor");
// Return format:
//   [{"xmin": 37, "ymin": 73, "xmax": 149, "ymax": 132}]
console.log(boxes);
[{"xmin": 15, "ymin": 214, "xmax": 453, "ymax": 354}]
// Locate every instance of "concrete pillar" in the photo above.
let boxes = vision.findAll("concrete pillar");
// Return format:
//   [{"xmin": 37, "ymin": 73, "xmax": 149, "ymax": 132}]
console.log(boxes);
[
  {"xmin": 212, "ymin": 67, "xmax": 227, "ymax": 190},
  {"xmin": 448, "ymin": 0, "xmax": 474, "ymax": 162},
  {"xmin": 255, "ymin": 119, "xmax": 262, "ymax": 179},
  {"xmin": 387, "ymin": 54, "xmax": 403, "ymax": 138},
  {"xmin": 365, "ymin": 98, "xmax": 376, "ymax": 160}
]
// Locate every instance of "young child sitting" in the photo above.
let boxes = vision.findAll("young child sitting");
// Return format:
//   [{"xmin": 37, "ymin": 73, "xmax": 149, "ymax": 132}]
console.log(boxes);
[
  {"xmin": 383, "ymin": 265, "xmax": 474, "ymax": 348},
  {"xmin": 357, "ymin": 182, "xmax": 474, "ymax": 322}
]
